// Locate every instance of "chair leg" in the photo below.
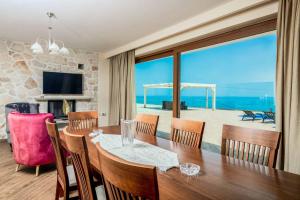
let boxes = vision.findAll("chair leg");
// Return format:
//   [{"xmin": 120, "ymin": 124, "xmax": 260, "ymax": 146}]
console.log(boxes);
[
  {"xmin": 15, "ymin": 164, "xmax": 21, "ymax": 172},
  {"xmin": 55, "ymin": 180, "xmax": 60, "ymax": 200},
  {"xmin": 35, "ymin": 165, "xmax": 40, "ymax": 176},
  {"xmin": 64, "ymin": 187, "xmax": 68, "ymax": 200}
]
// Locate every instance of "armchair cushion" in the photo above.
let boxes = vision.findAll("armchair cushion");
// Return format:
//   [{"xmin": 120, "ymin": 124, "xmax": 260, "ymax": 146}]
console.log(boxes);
[
  {"xmin": 5, "ymin": 102, "xmax": 40, "ymax": 144},
  {"xmin": 8, "ymin": 112, "xmax": 55, "ymax": 166}
]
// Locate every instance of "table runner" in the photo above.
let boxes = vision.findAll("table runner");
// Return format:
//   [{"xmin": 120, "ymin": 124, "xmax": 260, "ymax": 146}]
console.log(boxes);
[{"xmin": 91, "ymin": 134, "xmax": 179, "ymax": 170}]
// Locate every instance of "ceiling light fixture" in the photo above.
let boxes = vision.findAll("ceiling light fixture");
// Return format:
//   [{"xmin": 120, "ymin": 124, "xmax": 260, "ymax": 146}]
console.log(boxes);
[{"xmin": 31, "ymin": 12, "xmax": 69, "ymax": 55}]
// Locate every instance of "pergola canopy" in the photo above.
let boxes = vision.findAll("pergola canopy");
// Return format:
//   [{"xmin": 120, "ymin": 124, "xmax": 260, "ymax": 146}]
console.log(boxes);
[{"xmin": 143, "ymin": 82, "xmax": 216, "ymax": 110}]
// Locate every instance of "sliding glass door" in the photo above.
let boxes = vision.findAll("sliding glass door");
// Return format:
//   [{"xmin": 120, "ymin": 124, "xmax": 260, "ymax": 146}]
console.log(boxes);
[
  {"xmin": 135, "ymin": 19, "xmax": 277, "ymax": 144},
  {"xmin": 180, "ymin": 33, "xmax": 276, "ymax": 147},
  {"xmin": 135, "ymin": 56, "xmax": 173, "ymax": 135}
]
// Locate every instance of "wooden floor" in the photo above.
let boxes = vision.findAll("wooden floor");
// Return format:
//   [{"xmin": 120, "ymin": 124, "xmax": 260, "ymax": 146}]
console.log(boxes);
[
  {"xmin": 0, "ymin": 142, "xmax": 56, "ymax": 200},
  {"xmin": 0, "ymin": 134, "xmax": 219, "ymax": 200}
]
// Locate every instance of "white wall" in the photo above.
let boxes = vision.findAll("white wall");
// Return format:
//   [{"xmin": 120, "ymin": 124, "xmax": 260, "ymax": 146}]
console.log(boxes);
[
  {"xmin": 104, "ymin": 0, "xmax": 278, "ymax": 58},
  {"xmin": 97, "ymin": 0, "xmax": 279, "ymax": 126},
  {"xmin": 98, "ymin": 54, "xmax": 110, "ymax": 126},
  {"xmin": 135, "ymin": 1, "xmax": 278, "ymax": 57}
]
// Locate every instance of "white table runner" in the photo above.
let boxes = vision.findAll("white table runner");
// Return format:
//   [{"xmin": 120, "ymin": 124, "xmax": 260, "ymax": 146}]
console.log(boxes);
[{"xmin": 91, "ymin": 134, "xmax": 179, "ymax": 170}]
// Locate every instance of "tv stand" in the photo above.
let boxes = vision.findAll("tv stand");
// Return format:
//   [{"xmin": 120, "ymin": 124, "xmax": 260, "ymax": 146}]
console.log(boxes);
[{"xmin": 34, "ymin": 95, "xmax": 92, "ymax": 101}]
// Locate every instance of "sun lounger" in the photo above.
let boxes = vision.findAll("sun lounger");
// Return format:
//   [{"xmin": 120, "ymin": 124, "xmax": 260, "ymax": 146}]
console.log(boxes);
[
  {"xmin": 242, "ymin": 110, "xmax": 262, "ymax": 121},
  {"xmin": 162, "ymin": 101, "xmax": 188, "ymax": 110},
  {"xmin": 262, "ymin": 111, "xmax": 275, "ymax": 123}
]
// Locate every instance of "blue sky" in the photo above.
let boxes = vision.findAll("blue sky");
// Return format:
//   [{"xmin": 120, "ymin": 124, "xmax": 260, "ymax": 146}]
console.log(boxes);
[{"xmin": 135, "ymin": 33, "xmax": 276, "ymax": 97}]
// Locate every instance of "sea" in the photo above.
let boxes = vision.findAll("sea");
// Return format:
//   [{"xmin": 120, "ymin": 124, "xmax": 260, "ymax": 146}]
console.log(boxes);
[{"xmin": 136, "ymin": 96, "xmax": 275, "ymax": 112}]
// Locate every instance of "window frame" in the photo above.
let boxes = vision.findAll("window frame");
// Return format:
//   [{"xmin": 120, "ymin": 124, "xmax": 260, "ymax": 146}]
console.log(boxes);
[{"xmin": 135, "ymin": 18, "xmax": 277, "ymax": 118}]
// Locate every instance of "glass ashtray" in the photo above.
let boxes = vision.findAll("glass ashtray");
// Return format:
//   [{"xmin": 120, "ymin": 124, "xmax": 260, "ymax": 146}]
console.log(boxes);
[{"xmin": 179, "ymin": 163, "xmax": 200, "ymax": 176}]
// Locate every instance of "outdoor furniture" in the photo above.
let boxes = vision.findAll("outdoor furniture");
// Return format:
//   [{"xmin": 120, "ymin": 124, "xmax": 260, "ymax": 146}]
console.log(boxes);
[
  {"xmin": 5, "ymin": 102, "xmax": 40, "ymax": 146},
  {"xmin": 162, "ymin": 101, "xmax": 172, "ymax": 110},
  {"xmin": 262, "ymin": 111, "xmax": 275, "ymax": 123},
  {"xmin": 171, "ymin": 118, "xmax": 205, "ymax": 148},
  {"xmin": 221, "ymin": 125, "xmax": 280, "ymax": 168},
  {"xmin": 135, "ymin": 114, "xmax": 159, "ymax": 136},
  {"xmin": 241, "ymin": 110, "xmax": 262, "ymax": 121},
  {"xmin": 143, "ymin": 83, "xmax": 217, "ymax": 110},
  {"xmin": 8, "ymin": 112, "xmax": 56, "ymax": 176},
  {"xmin": 162, "ymin": 101, "xmax": 188, "ymax": 110}
]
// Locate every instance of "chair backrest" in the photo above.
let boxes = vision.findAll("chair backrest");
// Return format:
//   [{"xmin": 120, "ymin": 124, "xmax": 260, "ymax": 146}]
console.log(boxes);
[
  {"xmin": 264, "ymin": 111, "xmax": 275, "ymax": 119},
  {"xmin": 63, "ymin": 127, "xmax": 96, "ymax": 200},
  {"xmin": 135, "ymin": 114, "xmax": 159, "ymax": 136},
  {"xmin": 68, "ymin": 111, "xmax": 98, "ymax": 131},
  {"xmin": 8, "ymin": 112, "xmax": 55, "ymax": 166},
  {"xmin": 29, "ymin": 103, "xmax": 40, "ymax": 114},
  {"xmin": 243, "ymin": 110, "xmax": 255, "ymax": 116},
  {"xmin": 5, "ymin": 103, "xmax": 39, "ymax": 133},
  {"xmin": 96, "ymin": 144, "xmax": 159, "ymax": 200},
  {"xmin": 221, "ymin": 124, "xmax": 281, "ymax": 168},
  {"xmin": 45, "ymin": 119, "xmax": 69, "ymax": 191},
  {"xmin": 171, "ymin": 118, "xmax": 205, "ymax": 148}
]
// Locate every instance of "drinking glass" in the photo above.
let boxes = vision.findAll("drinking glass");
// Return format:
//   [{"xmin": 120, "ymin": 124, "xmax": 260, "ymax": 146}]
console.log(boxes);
[{"xmin": 121, "ymin": 119, "xmax": 136, "ymax": 146}]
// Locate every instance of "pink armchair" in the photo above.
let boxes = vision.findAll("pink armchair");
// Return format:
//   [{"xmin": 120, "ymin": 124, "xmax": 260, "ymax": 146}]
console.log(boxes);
[{"xmin": 8, "ymin": 112, "xmax": 56, "ymax": 176}]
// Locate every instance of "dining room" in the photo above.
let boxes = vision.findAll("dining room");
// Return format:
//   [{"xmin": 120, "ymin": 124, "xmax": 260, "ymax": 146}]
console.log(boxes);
[{"xmin": 1, "ymin": 0, "xmax": 300, "ymax": 200}]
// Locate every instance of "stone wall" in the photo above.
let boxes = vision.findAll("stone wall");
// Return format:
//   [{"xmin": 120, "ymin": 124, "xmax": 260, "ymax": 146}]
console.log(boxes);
[{"xmin": 0, "ymin": 40, "xmax": 99, "ymax": 139}]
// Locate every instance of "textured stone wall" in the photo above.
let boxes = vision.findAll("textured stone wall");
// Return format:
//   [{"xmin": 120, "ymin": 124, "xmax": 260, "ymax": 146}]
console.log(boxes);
[{"xmin": 0, "ymin": 40, "xmax": 99, "ymax": 139}]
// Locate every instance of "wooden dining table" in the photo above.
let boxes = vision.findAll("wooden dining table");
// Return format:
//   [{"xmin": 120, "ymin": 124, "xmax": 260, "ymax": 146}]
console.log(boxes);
[{"xmin": 60, "ymin": 125, "xmax": 300, "ymax": 200}]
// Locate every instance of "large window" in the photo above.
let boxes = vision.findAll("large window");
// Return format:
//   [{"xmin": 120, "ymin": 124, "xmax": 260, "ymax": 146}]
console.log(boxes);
[
  {"xmin": 180, "ymin": 33, "xmax": 276, "ymax": 146},
  {"xmin": 135, "ymin": 56, "xmax": 173, "ymax": 134},
  {"xmin": 135, "ymin": 19, "xmax": 277, "ymax": 147}
]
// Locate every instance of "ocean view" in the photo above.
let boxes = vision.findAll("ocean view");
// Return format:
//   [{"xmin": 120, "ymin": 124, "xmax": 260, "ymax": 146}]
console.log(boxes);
[
  {"xmin": 135, "ymin": 33, "xmax": 277, "ymax": 113},
  {"xmin": 136, "ymin": 95, "xmax": 275, "ymax": 112}
]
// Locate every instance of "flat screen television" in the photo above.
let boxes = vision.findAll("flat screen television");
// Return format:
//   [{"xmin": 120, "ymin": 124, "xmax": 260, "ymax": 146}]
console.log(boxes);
[{"xmin": 43, "ymin": 72, "xmax": 83, "ymax": 94}]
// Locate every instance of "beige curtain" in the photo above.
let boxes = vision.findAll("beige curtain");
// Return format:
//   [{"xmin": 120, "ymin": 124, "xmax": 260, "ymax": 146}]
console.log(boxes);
[
  {"xmin": 108, "ymin": 50, "xmax": 136, "ymax": 125},
  {"xmin": 276, "ymin": 0, "xmax": 300, "ymax": 174}
]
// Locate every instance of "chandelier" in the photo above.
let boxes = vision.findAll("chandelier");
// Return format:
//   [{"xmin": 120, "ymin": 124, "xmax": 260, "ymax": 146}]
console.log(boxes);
[{"xmin": 31, "ymin": 12, "xmax": 69, "ymax": 55}]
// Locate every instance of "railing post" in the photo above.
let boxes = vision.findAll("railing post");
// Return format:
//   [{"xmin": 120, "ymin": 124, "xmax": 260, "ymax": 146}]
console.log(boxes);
[{"xmin": 212, "ymin": 87, "xmax": 216, "ymax": 111}]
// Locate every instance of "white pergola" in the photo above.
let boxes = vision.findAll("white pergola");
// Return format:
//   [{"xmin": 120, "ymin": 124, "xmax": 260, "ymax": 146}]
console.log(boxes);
[{"xmin": 143, "ymin": 83, "xmax": 217, "ymax": 110}]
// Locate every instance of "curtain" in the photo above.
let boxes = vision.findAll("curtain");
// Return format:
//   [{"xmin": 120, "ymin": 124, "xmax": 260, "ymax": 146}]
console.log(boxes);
[
  {"xmin": 276, "ymin": 0, "xmax": 300, "ymax": 174},
  {"xmin": 108, "ymin": 50, "xmax": 136, "ymax": 125}
]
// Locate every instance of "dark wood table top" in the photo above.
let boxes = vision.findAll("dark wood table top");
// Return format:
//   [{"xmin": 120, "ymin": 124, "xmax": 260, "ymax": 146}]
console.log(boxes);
[{"xmin": 61, "ymin": 125, "xmax": 300, "ymax": 200}]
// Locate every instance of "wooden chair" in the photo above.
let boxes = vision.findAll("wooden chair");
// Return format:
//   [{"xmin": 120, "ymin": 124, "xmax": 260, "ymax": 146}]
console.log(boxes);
[
  {"xmin": 171, "ymin": 118, "xmax": 205, "ymax": 148},
  {"xmin": 45, "ymin": 119, "xmax": 78, "ymax": 200},
  {"xmin": 68, "ymin": 111, "xmax": 98, "ymax": 131},
  {"xmin": 221, "ymin": 124, "xmax": 281, "ymax": 168},
  {"xmin": 135, "ymin": 114, "xmax": 159, "ymax": 136},
  {"xmin": 96, "ymin": 144, "xmax": 159, "ymax": 200},
  {"xmin": 63, "ymin": 127, "xmax": 106, "ymax": 200}
]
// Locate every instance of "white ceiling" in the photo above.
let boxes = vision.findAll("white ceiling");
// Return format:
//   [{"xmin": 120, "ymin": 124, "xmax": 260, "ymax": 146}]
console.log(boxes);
[{"xmin": 0, "ymin": 0, "xmax": 231, "ymax": 52}]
